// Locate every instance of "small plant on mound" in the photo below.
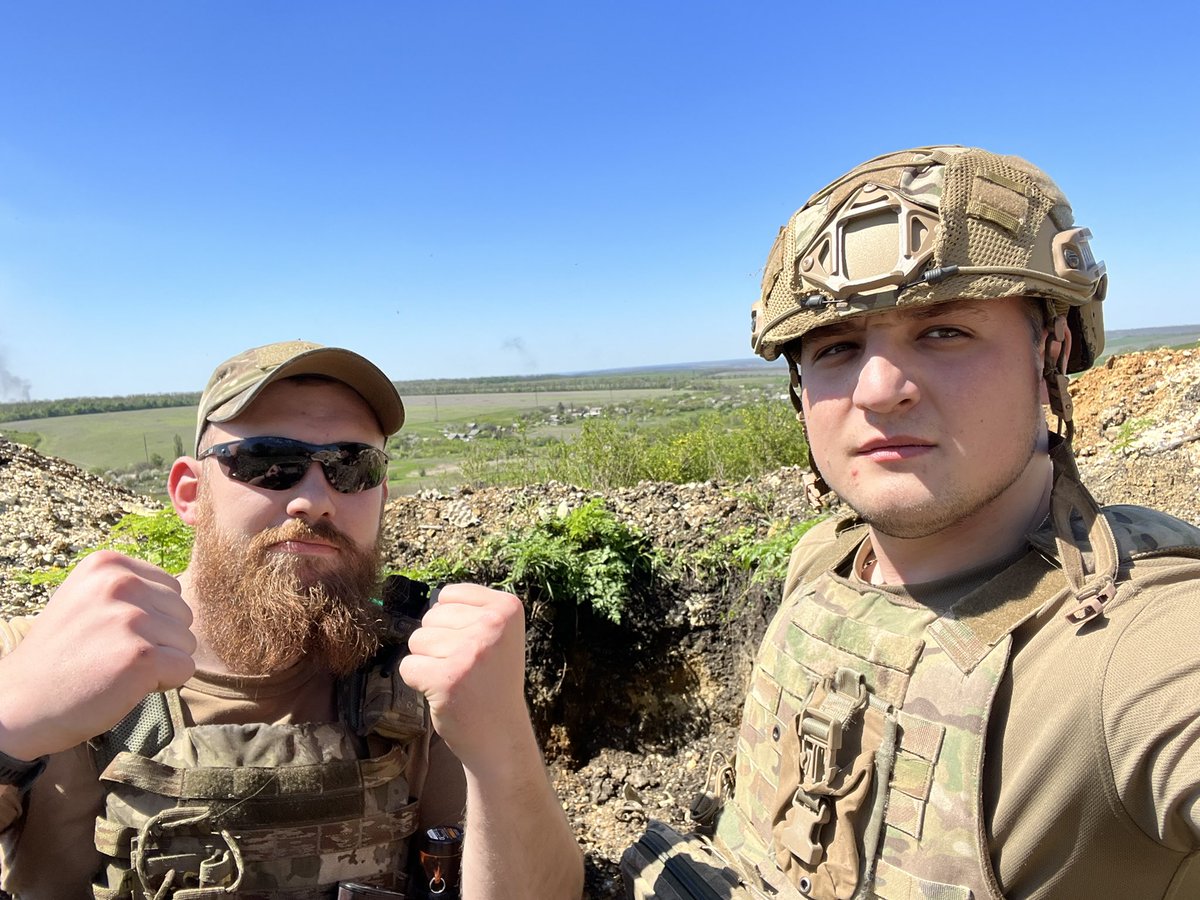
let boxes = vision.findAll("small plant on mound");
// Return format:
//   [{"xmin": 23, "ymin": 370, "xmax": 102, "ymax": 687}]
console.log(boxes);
[
  {"xmin": 98, "ymin": 509, "xmax": 194, "ymax": 573},
  {"xmin": 9, "ymin": 509, "xmax": 194, "ymax": 591},
  {"xmin": 1113, "ymin": 416, "xmax": 1154, "ymax": 451},
  {"xmin": 492, "ymin": 498, "xmax": 656, "ymax": 624}
]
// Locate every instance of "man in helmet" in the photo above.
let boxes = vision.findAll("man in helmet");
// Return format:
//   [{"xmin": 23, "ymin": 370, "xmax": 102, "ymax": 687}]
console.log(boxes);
[
  {"xmin": 0, "ymin": 341, "xmax": 584, "ymax": 899},
  {"xmin": 630, "ymin": 147, "xmax": 1200, "ymax": 899}
]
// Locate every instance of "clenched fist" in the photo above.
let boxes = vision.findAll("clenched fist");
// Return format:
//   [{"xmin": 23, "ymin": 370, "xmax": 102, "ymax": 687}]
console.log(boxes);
[
  {"xmin": 0, "ymin": 551, "xmax": 196, "ymax": 761},
  {"xmin": 398, "ymin": 583, "xmax": 529, "ymax": 775}
]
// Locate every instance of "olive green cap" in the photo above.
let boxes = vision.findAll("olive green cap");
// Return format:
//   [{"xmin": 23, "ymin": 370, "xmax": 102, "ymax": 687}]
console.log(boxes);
[{"xmin": 194, "ymin": 340, "xmax": 404, "ymax": 454}]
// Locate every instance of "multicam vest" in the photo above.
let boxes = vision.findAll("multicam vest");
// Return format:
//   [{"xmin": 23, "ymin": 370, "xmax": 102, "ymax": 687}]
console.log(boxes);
[
  {"xmin": 89, "ymin": 581, "xmax": 431, "ymax": 900},
  {"xmin": 714, "ymin": 496, "xmax": 1200, "ymax": 900}
]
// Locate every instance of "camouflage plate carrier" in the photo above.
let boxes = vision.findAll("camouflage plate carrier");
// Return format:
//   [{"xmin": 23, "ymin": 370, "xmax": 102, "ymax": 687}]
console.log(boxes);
[
  {"xmin": 88, "ymin": 576, "xmax": 432, "ymax": 900},
  {"xmin": 712, "ymin": 455, "xmax": 1200, "ymax": 900}
]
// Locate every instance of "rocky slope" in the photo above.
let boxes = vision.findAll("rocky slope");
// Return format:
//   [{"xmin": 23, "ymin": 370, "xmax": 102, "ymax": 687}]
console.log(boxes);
[{"xmin": 0, "ymin": 346, "xmax": 1197, "ymax": 898}]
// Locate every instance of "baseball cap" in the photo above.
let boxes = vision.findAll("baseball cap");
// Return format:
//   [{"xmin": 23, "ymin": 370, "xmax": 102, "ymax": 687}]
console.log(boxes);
[{"xmin": 194, "ymin": 340, "xmax": 405, "ymax": 454}]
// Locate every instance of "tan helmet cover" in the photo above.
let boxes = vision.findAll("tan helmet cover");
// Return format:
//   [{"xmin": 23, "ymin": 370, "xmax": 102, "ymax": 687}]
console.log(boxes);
[{"xmin": 750, "ymin": 146, "xmax": 1107, "ymax": 373}]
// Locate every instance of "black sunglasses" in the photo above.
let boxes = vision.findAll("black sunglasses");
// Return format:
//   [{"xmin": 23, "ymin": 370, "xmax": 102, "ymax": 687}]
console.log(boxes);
[{"xmin": 198, "ymin": 437, "xmax": 389, "ymax": 494}]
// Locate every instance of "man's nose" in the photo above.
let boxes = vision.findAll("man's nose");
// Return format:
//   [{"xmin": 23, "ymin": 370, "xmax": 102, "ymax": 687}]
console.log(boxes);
[
  {"xmin": 851, "ymin": 348, "xmax": 919, "ymax": 413},
  {"xmin": 285, "ymin": 461, "xmax": 337, "ymax": 520}
]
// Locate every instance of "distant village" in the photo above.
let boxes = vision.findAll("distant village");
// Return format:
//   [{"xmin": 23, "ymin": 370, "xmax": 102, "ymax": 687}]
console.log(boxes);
[{"xmin": 440, "ymin": 404, "xmax": 606, "ymax": 442}]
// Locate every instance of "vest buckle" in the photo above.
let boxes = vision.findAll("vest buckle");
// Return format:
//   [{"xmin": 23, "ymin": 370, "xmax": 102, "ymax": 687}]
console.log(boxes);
[
  {"xmin": 782, "ymin": 789, "xmax": 830, "ymax": 866},
  {"xmin": 1063, "ymin": 577, "xmax": 1117, "ymax": 624},
  {"xmin": 799, "ymin": 705, "xmax": 843, "ymax": 791}
]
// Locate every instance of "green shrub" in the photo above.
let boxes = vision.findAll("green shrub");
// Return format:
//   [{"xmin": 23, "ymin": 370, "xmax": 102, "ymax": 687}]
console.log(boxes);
[
  {"xmin": 728, "ymin": 517, "xmax": 823, "ymax": 585},
  {"xmin": 7, "ymin": 509, "xmax": 194, "ymax": 592},
  {"xmin": 462, "ymin": 402, "xmax": 808, "ymax": 489},
  {"xmin": 492, "ymin": 499, "xmax": 655, "ymax": 623},
  {"xmin": 678, "ymin": 516, "xmax": 825, "ymax": 591},
  {"xmin": 97, "ymin": 509, "xmax": 194, "ymax": 573}
]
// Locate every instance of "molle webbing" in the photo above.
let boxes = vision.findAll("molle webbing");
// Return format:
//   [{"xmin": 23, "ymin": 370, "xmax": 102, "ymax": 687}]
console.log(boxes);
[
  {"xmin": 91, "ymin": 634, "xmax": 429, "ymax": 898},
  {"xmin": 93, "ymin": 730, "xmax": 420, "ymax": 899},
  {"xmin": 99, "ymin": 741, "xmax": 409, "ymax": 815}
]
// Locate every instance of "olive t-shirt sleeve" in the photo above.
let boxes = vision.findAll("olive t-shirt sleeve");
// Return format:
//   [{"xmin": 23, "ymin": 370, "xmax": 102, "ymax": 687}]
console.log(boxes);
[
  {"xmin": 1103, "ymin": 585, "xmax": 1200, "ymax": 851},
  {"xmin": 0, "ymin": 616, "xmax": 38, "ymax": 835}
]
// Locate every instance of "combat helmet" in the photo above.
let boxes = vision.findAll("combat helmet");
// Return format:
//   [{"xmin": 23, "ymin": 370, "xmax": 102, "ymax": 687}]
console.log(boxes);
[
  {"xmin": 751, "ymin": 146, "xmax": 1108, "ymax": 427},
  {"xmin": 756, "ymin": 146, "xmax": 1124, "ymax": 624}
]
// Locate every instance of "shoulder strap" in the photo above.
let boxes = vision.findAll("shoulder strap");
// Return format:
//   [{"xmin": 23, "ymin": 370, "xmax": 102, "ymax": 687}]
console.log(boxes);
[
  {"xmin": 783, "ymin": 514, "xmax": 867, "ymax": 597},
  {"xmin": 338, "ymin": 575, "xmax": 430, "ymax": 740},
  {"xmin": 92, "ymin": 690, "xmax": 187, "ymax": 774}
]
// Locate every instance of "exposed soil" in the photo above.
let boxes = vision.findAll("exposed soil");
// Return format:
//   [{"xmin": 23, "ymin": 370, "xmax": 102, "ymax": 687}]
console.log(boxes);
[{"xmin": 1, "ymin": 346, "xmax": 1197, "ymax": 899}]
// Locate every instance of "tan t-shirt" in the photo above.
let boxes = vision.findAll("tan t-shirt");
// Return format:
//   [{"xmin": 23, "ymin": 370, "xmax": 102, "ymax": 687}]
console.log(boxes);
[
  {"xmin": 840, "ymin": 530, "xmax": 1200, "ymax": 897},
  {"xmin": 0, "ymin": 641, "xmax": 466, "ymax": 899}
]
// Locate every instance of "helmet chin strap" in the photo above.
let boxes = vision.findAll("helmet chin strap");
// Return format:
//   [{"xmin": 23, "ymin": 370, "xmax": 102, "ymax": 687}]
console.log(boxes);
[
  {"xmin": 1037, "ymin": 311, "xmax": 1122, "ymax": 624},
  {"xmin": 783, "ymin": 351, "xmax": 831, "ymax": 506},
  {"xmin": 1042, "ymin": 312, "xmax": 1076, "ymax": 445}
]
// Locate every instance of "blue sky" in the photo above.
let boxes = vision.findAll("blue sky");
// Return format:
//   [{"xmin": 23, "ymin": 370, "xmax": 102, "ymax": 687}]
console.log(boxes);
[{"xmin": 0, "ymin": 2, "xmax": 1195, "ymax": 401}]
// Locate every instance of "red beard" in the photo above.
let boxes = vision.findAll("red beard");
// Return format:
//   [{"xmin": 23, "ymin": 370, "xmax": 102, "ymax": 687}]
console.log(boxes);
[{"xmin": 189, "ymin": 495, "xmax": 388, "ymax": 676}]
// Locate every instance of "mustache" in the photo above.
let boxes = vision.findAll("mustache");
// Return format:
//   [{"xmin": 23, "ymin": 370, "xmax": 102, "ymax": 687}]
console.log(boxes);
[{"xmin": 253, "ymin": 518, "xmax": 357, "ymax": 553}]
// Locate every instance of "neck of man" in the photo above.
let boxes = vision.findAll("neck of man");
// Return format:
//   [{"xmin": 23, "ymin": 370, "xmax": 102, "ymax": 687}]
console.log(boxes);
[{"xmin": 863, "ymin": 452, "xmax": 1054, "ymax": 587}]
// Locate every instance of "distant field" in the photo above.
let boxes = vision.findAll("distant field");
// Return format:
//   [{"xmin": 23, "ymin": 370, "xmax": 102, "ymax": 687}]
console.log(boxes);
[
  {"xmin": 1099, "ymin": 324, "xmax": 1200, "ymax": 359},
  {"xmin": 398, "ymin": 388, "xmax": 674, "ymax": 436},
  {"xmin": 2, "ymin": 407, "xmax": 197, "ymax": 472},
  {"xmin": 1, "ymin": 327, "xmax": 1190, "ymax": 495},
  {"xmin": 0, "ymin": 388, "xmax": 700, "ymax": 487}
]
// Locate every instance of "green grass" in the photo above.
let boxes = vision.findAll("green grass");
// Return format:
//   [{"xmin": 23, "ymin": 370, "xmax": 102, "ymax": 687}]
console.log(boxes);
[
  {"xmin": 2, "ymin": 407, "xmax": 196, "ymax": 472},
  {"xmin": 2, "ymin": 377, "xmax": 791, "ymax": 496},
  {"xmin": 400, "ymin": 498, "xmax": 657, "ymax": 623}
]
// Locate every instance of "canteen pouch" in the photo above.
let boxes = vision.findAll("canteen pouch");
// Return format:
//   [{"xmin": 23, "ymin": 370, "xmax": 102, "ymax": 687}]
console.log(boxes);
[{"xmin": 769, "ymin": 669, "xmax": 896, "ymax": 900}]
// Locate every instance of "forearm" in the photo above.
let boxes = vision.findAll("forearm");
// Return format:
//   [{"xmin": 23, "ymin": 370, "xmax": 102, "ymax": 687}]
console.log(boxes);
[{"xmin": 459, "ymin": 720, "xmax": 583, "ymax": 900}]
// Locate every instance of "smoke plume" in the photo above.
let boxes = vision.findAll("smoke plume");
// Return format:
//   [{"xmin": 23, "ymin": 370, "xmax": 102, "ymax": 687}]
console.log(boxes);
[{"xmin": 0, "ymin": 354, "xmax": 31, "ymax": 402}]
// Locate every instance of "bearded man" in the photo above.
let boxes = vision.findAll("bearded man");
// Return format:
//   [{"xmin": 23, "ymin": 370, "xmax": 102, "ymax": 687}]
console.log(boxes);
[{"xmin": 0, "ymin": 341, "xmax": 584, "ymax": 900}]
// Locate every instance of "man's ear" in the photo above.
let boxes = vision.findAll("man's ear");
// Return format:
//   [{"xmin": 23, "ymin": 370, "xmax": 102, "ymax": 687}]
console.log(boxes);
[{"xmin": 169, "ymin": 457, "xmax": 203, "ymax": 525}]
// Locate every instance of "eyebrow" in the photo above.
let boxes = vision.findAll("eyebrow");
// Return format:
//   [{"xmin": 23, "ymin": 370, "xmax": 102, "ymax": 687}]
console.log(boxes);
[{"xmin": 804, "ymin": 300, "xmax": 993, "ymax": 342}]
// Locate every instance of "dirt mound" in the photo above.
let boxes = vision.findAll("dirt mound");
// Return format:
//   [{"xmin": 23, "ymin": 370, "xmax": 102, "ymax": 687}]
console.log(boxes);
[
  {"xmin": 0, "ymin": 437, "xmax": 157, "ymax": 615},
  {"xmin": 0, "ymin": 347, "xmax": 1197, "ymax": 898},
  {"xmin": 1069, "ymin": 348, "xmax": 1200, "ymax": 524}
]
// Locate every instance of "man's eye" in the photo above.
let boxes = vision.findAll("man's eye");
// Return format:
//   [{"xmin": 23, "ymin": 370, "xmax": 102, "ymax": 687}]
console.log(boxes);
[
  {"xmin": 924, "ymin": 326, "xmax": 967, "ymax": 340},
  {"xmin": 811, "ymin": 341, "xmax": 856, "ymax": 361}
]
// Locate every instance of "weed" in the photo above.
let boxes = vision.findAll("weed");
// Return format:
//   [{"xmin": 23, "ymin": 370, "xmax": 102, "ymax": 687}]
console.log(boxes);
[
  {"xmin": 491, "ymin": 499, "xmax": 655, "ymax": 623},
  {"xmin": 1113, "ymin": 416, "xmax": 1154, "ymax": 451},
  {"xmin": 7, "ymin": 509, "xmax": 194, "ymax": 591},
  {"xmin": 395, "ymin": 554, "xmax": 475, "ymax": 587}
]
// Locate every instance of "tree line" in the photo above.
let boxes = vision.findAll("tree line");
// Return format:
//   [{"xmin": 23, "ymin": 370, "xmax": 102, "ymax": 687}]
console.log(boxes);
[
  {"xmin": 0, "ymin": 366, "xmax": 768, "ymax": 423},
  {"xmin": 0, "ymin": 393, "xmax": 200, "ymax": 424}
]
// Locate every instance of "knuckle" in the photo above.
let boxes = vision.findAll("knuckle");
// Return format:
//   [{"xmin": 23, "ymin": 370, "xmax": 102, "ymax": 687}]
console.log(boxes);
[{"xmin": 498, "ymin": 592, "xmax": 524, "ymax": 616}]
